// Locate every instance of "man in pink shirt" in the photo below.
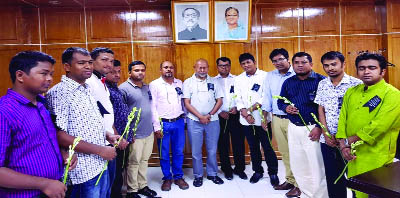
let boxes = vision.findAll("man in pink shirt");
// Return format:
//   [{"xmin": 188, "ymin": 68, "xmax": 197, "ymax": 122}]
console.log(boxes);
[{"xmin": 149, "ymin": 61, "xmax": 189, "ymax": 191}]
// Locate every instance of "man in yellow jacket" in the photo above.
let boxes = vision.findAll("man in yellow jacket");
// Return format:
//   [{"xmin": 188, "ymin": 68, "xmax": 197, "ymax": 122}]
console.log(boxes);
[{"xmin": 337, "ymin": 52, "xmax": 400, "ymax": 198}]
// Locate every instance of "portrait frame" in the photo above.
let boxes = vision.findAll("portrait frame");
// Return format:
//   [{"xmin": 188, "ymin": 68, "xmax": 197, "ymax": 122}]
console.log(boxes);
[
  {"xmin": 172, "ymin": 1, "xmax": 211, "ymax": 43},
  {"xmin": 214, "ymin": 0, "xmax": 252, "ymax": 43}
]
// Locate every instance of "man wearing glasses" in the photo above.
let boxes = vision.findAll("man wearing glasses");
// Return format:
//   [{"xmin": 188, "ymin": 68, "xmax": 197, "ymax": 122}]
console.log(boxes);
[
  {"xmin": 262, "ymin": 48, "xmax": 300, "ymax": 197},
  {"xmin": 178, "ymin": 8, "xmax": 207, "ymax": 40},
  {"xmin": 213, "ymin": 57, "xmax": 247, "ymax": 181}
]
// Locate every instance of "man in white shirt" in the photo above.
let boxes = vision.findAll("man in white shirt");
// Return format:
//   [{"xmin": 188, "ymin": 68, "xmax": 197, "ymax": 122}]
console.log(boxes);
[
  {"xmin": 234, "ymin": 53, "xmax": 279, "ymax": 187},
  {"xmin": 149, "ymin": 61, "xmax": 189, "ymax": 191},
  {"xmin": 183, "ymin": 59, "xmax": 224, "ymax": 187},
  {"xmin": 213, "ymin": 57, "xmax": 246, "ymax": 181}
]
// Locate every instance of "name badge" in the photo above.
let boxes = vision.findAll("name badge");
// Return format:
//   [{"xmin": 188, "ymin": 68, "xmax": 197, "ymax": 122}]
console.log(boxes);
[
  {"xmin": 175, "ymin": 87, "xmax": 183, "ymax": 95},
  {"xmin": 251, "ymin": 84, "xmax": 260, "ymax": 92},
  {"xmin": 338, "ymin": 96, "xmax": 343, "ymax": 110},
  {"xmin": 230, "ymin": 85, "xmax": 234, "ymax": 93},
  {"xmin": 363, "ymin": 95, "xmax": 381, "ymax": 112},
  {"xmin": 207, "ymin": 83, "xmax": 214, "ymax": 91},
  {"xmin": 148, "ymin": 90, "xmax": 153, "ymax": 100},
  {"xmin": 308, "ymin": 91, "xmax": 316, "ymax": 101}
]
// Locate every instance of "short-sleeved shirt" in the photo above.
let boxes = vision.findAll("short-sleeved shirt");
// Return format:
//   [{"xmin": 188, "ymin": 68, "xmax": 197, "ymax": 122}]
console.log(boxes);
[
  {"xmin": 213, "ymin": 73, "xmax": 236, "ymax": 113},
  {"xmin": 314, "ymin": 74, "xmax": 362, "ymax": 143},
  {"xmin": 0, "ymin": 89, "xmax": 63, "ymax": 198},
  {"xmin": 119, "ymin": 79, "xmax": 153, "ymax": 139},
  {"xmin": 46, "ymin": 75, "xmax": 107, "ymax": 184},
  {"xmin": 183, "ymin": 74, "xmax": 223, "ymax": 122}
]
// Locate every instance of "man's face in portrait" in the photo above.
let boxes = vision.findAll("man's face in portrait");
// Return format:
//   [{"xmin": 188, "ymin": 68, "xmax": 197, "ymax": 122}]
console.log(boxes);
[{"xmin": 183, "ymin": 8, "xmax": 199, "ymax": 30}]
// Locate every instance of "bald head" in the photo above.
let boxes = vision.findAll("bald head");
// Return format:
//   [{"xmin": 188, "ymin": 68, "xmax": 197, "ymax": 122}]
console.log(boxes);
[{"xmin": 194, "ymin": 58, "xmax": 209, "ymax": 79}]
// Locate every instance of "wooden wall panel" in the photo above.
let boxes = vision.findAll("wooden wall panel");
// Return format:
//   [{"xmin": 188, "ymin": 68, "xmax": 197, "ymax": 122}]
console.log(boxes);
[
  {"xmin": 343, "ymin": 36, "xmax": 381, "ymax": 77},
  {"xmin": 259, "ymin": 39, "xmax": 297, "ymax": 72},
  {"xmin": 41, "ymin": 8, "xmax": 85, "ymax": 43},
  {"xmin": 258, "ymin": 5, "xmax": 298, "ymax": 37},
  {"xmin": 301, "ymin": 37, "xmax": 339, "ymax": 75},
  {"xmin": 301, "ymin": 3, "xmax": 339, "ymax": 35},
  {"xmin": 87, "ymin": 8, "xmax": 130, "ymax": 41},
  {"xmin": 133, "ymin": 44, "xmax": 174, "ymax": 83},
  {"xmin": 134, "ymin": 9, "xmax": 172, "ymax": 41},
  {"xmin": 218, "ymin": 43, "xmax": 247, "ymax": 76},
  {"xmin": 21, "ymin": 8, "xmax": 40, "ymax": 44},
  {"xmin": 342, "ymin": 2, "xmax": 381, "ymax": 34},
  {"xmin": 0, "ymin": 7, "xmax": 19, "ymax": 43},
  {"xmin": 387, "ymin": 35, "xmax": 400, "ymax": 88},
  {"xmin": 388, "ymin": 0, "xmax": 400, "ymax": 31}
]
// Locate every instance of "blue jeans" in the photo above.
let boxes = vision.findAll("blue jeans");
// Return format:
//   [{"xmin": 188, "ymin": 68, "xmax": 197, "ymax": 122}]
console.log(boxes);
[
  {"xmin": 107, "ymin": 157, "xmax": 117, "ymax": 198},
  {"xmin": 157, "ymin": 118, "xmax": 185, "ymax": 180},
  {"xmin": 187, "ymin": 119, "xmax": 220, "ymax": 178},
  {"xmin": 69, "ymin": 169, "xmax": 109, "ymax": 198}
]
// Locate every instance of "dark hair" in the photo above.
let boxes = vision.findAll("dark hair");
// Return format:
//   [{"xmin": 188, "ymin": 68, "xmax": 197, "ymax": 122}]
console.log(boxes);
[
  {"xmin": 114, "ymin": 59, "xmax": 121, "ymax": 67},
  {"xmin": 292, "ymin": 52, "xmax": 312, "ymax": 63},
  {"xmin": 225, "ymin": 7, "xmax": 239, "ymax": 17},
  {"xmin": 216, "ymin": 57, "xmax": 231, "ymax": 65},
  {"xmin": 90, "ymin": 47, "xmax": 114, "ymax": 60},
  {"xmin": 62, "ymin": 47, "xmax": 90, "ymax": 65},
  {"xmin": 182, "ymin": 8, "xmax": 200, "ymax": 18},
  {"xmin": 321, "ymin": 51, "xmax": 345, "ymax": 64},
  {"xmin": 269, "ymin": 48, "xmax": 289, "ymax": 61},
  {"xmin": 128, "ymin": 61, "xmax": 146, "ymax": 71},
  {"xmin": 355, "ymin": 52, "xmax": 387, "ymax": 70},
  {"xmin": 9, "ymin": 51, "xmax": 55, "ymax": 83},
  {"xmin": 239, "ymin": 53, "xmax": 255, "ymax": 63}
]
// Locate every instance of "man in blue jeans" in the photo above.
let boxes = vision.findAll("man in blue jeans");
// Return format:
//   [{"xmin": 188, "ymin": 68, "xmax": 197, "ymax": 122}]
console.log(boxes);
[
  {"xmin": 150, "ymin": 61, "xmax": 189, "ymax": 191},
  {"xmin": 183, "ymin": 59, "xmax": 224, "ymax": 187}
]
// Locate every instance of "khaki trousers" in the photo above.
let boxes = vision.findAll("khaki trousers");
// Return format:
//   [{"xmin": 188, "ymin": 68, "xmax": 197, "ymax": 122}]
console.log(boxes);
[
  {"xmin": 271, "ymin": 116, "xmax": 298, "ymax": 187},
  {"xmin": 127, "ymin": 133, "xmax": 154, "ymax": 193}
]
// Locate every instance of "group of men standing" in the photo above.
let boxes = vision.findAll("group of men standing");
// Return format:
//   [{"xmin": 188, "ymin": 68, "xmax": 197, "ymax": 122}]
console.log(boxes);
[{"xmin": 1, "ymin": 45, "xmax": 400, "ymax": 198}]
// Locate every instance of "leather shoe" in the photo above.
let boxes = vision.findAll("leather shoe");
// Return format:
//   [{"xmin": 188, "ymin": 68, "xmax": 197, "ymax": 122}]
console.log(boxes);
[
  {"xmin": 274, "ymin": 181, "xmax": 294, "ymax": 190},
  {"xmin": 193, "ymin": 177, "xmax": 203, "ymax": 187},
  {"xmin": 269, "ymin": 174, "xmax": 280, "ymax": 186},
  {"xmin": 207, "ymin": 176, "xmax": 224, "ymax": 184},
  {"xmin": 286, "ymin": 187, "xmax": 301, "ymax": 197},
  {"xmin": 174, "ymin": 178, "xmax": 189, "ymax": 190},
  {"xmin": 233, "ymin": 171, "xmax": 248, "ymax": 180},
  {"xmin": 126, "ymin": 192, "xmax": 141, "ymax": 198},
  {"xmin": 161, "ymin": 179, "xmax": 173, "ymax": 191},
  {"xmin": 138, "ymin": 186, "xmax": 157, "ymax": 197},
  {"xmin": 249, "ymin": 173, "xmax": 263, "ymax": 183},
  {"xmin": 224, "ymin": 172, "xmax": 233, "ymax": 180}
]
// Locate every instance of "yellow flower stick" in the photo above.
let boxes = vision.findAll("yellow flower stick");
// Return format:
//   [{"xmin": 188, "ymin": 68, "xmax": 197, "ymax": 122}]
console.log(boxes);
[{"xmin": 63, "ymin": 136, "xmax": 82, "ymax": 184}]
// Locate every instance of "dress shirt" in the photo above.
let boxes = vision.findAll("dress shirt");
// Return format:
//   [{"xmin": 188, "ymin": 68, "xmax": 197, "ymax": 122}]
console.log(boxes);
[
  {"xmin": 149, "ymin": 77, "xmax": 184, "ymax": 131},
  {"xmin": 262, "ymin": 67, "xmax": 295, "ymax": 115},
  {"xmin": 314, "ymin": 74, "xmax": 362, "ymax": 143},
  {"xmin": 0, "ymin": 89, "xmax": 63, "ymax": 198},
  {"xmin": 86, "ymin": 71, "xmax": 115, "ymax": 133},
  {"xmin": 277, "ymin": 71, "xmax": 325, "ymax": 126},
  {"xmin": 337, "ymin": 80, "xmax": 400, "ymax": 177},
  {"xmin": 234, "ymin": 69, "xmax": 267, "ymax": 126},
  {"xmin": 213, "ymin": 73, "xmax": 236, "ymax": 113},
  {"xmin": 183, "ymin": 74, "xmax": 223, "ymax": 122},
  {"xmin": 46, "ymin": 75, "xmax": 107, "ymax": 184}
]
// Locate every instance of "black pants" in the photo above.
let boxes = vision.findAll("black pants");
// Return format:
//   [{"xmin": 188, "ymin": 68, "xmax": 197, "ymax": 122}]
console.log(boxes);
[
  {"xmin": 243, "ymin": 124, "xmax": 278, "ymax": 175},
  {"xmin": 218, "ymin": 114, "xmax": 245, "ymax": 174},
  {"xmin": 321, "ymin": 143, "xmax": 347, "ymax": 198},
  {"xmin": 110, "ymin": 148, "xmax": 129, "ymax": 198}
]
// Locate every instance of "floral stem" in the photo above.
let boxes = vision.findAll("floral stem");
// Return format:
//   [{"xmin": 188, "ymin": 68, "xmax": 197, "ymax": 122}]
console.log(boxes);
[
  {"xmin": 297, "ymin": 112, "xmax": 311, "ymax": 132},
  {"xmin": 95, "ymin": 161, "xmax": 109, "ymax": 186}
]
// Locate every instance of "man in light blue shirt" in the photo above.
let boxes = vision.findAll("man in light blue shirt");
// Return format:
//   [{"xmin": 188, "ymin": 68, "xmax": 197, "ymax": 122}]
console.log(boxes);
[{"xmin": 262, "ymin": 48, "xmax": 300, "ymax": 197}]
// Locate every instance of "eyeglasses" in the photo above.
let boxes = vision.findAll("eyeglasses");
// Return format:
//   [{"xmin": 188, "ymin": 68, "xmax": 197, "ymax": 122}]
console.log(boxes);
[
  {"xmin": 184, "ymin": 14, "xmax": 198, "ymax": 18},
  {"xmin": 272, "ymin": 58, "xmax": 287, "ymax": 64},
  {"xmin": 226, "ymin": 14, "xmax": 238, "ymax": 17},
  {"xmin": 217, "ymin": 64, "xmax": 231, "ymax": 67}
]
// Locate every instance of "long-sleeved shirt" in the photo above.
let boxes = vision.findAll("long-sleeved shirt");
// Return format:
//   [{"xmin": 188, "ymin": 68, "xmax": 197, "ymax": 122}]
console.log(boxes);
[
  {"xmin": 277, "ymin": 71, "xmax": 325, "ymax": 126},
  {"xmin": 336, "ymin": 79, "xmax": 400, "ymax": 177},
  {"xmin": 234, "ymin": 69, "xmax": 267, "ymax": 126},
  {"xmin": 262, "ymin": 67, "xmax": 295, "ymax": 115},
  {"xmin": 149, "ymin": 77, "xmax": 184, "ymax": 131},
  {"xmin": 213, "ymin": 73, "xmax": 236, "ymax": 113},
  {"xmin": 0, "ymin": 89, "xmax": 63, "ymax": 198}
]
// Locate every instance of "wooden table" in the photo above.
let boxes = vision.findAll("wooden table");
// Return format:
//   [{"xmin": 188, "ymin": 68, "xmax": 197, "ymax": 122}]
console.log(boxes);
[{"xmin": 346, "ymin": 161, "xmax": 400, "ymax": 198}]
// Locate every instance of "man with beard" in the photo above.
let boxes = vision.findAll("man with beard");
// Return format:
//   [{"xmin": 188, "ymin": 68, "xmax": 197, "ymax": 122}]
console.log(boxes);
[
  {"xmin": 277, "ymin": 52, "xmax": 328, "ymax": 198},
  {"xmin": 262, "ymin": 48, "xmax": 300, "ymax": 197},
  {"xmin": 314, "ymin": 51, "xmax": 362, "ymax": 198},
  {"xmin": 149, "ymin": 61, "xmax": 189, "ymax": 191},
  {"xmin": 178, "ymin": 8, "xmax": 207, "ymax": 40},
  {"xmin": 183, "ymin": 59, "xmax": 223, "ymax": 187},
  {"xmin": 119, "ymin": 61, "xmax": 158, "ymax": 198},
  {"xmin": 337, "ymin": 53, "xmax": 400, "ymax": 198}
]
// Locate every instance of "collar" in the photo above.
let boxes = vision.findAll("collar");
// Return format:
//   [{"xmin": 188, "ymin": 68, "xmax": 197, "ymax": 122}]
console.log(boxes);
[
  {"xmin": 92, "ymin": 70, "xmax": 104, "ymax": 79},
  {"xmin": 363, "ymin": 79, "xmax": 386, "ymax": 92},
  {"xmin": 192, "ymin": 73, "xmax": 210, "ymax": 82},
  {"xmin": 296, "ymin": 70, "xmax": 318, "ymax": 80},
  {"xmin": 7, "ymin": 89, "xmax": 46, "ymax": 106},
  {"xmin": 62, "ymin": 75, "xmax": 88, "ymax": 91},
  {"xmin": 159, "ymin": 77, "xmax": 178, "ymax": 85},
  {"xmin": 327, "ymin": 73, "xmax": 351, "ymax": 87},
  {"xmin": 215, "ymin": 73, "xmax": 234, "ymax": 79},
  {"xmin": 105, "ymin": 81, "xmax": 118, "ymax": 88},
  {"xmin": 127, "ymin": 78, "xmax": 146, "ymax": 88},
  {"xmin": 246, "ymin": 69, "xmax": 260, "ymax": 77},
  {"xmin": 273, "ymin": 66, "xmax": 294, "ymax": 76}
]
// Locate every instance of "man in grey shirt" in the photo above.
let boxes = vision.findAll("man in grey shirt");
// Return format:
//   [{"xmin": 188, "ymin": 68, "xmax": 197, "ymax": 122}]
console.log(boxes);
[{"xmin": 119, "ymin": 61, "xmax": 157, "ymax": 198}]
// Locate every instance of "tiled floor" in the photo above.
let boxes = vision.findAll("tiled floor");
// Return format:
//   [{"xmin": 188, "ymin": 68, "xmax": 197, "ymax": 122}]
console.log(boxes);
[{"xmin": 145, "ymin": 160, "xmax": 353, "ymax": 198}]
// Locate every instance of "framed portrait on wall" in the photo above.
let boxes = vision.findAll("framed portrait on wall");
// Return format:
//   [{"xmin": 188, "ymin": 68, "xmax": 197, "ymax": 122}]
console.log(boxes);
[
  {"xmin": 214, "ymin": 0, "xmax": 251, "ymax": 42},
  {"xmin": 172, "ymin": 1, "xmax": 211, "ymax": 43}
]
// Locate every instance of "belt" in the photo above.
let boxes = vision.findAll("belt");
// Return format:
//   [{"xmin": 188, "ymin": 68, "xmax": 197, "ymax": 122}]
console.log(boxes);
[
  {"xmin": 274, "ymin": 114, "xmax": 288, "ymax": 119},
  {"xmin": 161, "ymin": 114, "xmax": 184, "ymax": 122}
]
